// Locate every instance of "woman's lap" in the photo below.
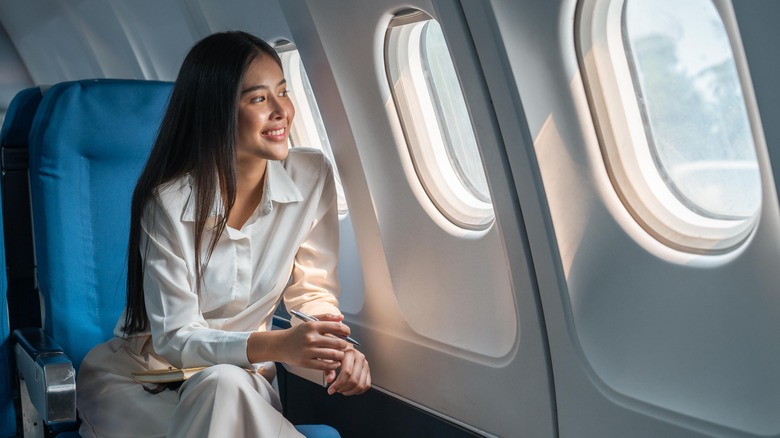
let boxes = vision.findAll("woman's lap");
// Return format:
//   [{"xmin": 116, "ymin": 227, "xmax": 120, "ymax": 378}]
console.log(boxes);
[{"xmin": 77, "ymin": 337, "xmax": 301, "ymax": 438}]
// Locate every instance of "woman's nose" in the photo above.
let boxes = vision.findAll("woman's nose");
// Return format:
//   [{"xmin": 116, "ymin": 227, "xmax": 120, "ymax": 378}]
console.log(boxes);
[{"xmin": 269, "ymin": 98, "xmax": 288, "ymax": 119}]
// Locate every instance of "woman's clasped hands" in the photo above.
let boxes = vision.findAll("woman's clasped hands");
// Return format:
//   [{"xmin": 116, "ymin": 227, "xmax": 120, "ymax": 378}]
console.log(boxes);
[{"xmin": 248, "ymin": 313, "xmax": 371, "ymax": 396}]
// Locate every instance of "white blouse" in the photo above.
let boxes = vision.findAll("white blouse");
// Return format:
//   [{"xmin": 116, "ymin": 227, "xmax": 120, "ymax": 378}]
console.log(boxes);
[{"xmin": 113, "ymin": 148, "xmax": 341, "ymax": 369}]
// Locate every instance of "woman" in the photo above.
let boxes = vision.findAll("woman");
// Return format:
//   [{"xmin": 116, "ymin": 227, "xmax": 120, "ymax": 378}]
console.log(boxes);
[{"xmin": 76, "ymin": 31, "xmax": 370, "ymax": 437}]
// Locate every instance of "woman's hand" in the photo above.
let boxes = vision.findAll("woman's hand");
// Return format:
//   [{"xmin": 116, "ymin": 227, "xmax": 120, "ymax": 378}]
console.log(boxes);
[
  {"xmin": 315, "ymin": 313, "xmax": 371, "ymax": 396},
  {"xmin": 326, "ymin": 345, "xmax": 371, "ymax": 396},
  {"xmin": 247, "ymin": 313, "xmax": 350, "ymax": 371},
  {"xmin": 247, "ymin": 312, "xmax": 370, "ymax": 395}
]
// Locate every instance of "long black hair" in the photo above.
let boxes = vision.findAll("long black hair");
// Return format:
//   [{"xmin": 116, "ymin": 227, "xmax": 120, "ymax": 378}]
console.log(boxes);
[{"xmin": 123, "ymin": 31, "xmax": 282, "ymax": 335}]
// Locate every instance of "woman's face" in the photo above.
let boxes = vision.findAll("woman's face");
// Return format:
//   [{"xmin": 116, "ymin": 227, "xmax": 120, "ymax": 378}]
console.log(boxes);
[{"xmin": 236, "ymin": 53, "xmax": 295, "ymax": 165}]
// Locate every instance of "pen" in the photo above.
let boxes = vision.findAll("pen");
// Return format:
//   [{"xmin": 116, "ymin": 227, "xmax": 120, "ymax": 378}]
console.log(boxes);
[{"xmin": 289, "ymin": 309, "xmax": 361, "ymax": 347}]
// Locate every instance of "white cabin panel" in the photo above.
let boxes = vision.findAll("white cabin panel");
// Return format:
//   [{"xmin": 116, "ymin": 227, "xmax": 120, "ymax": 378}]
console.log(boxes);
[
  {"xmin": 473, "ymin": 0, "xmax": 780, "ymax": 435},
  {"xmin": 281, "ymin": 0, "xmax": 556, "ymax": 436}
]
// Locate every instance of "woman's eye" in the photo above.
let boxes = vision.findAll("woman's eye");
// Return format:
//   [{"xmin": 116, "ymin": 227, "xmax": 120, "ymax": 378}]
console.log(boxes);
[
  {"xmin": 250, "ymin": 96, "xmax": 266, "ymax": 103},
  {"xmin": 279, "ymin": 89, "xmax": 289, "ymax": 98}
]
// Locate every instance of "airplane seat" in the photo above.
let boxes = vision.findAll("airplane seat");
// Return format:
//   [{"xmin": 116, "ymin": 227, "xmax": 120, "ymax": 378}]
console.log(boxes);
[
  {"xmin": 26, "ymin": 79, "xmax": 172, "ymax": 373},
  {"xmin": 0, "ymin": 85, "xmax": 45, "ymax": 438},
  {"xmin": 12, "ymin": 78, "xmax": 174, "ymax": 436},
  {"xmin": 0, "ymin": 86, "xmax": 44, "ymax": 333},
  {"xmin": 0, "ymin": 182, "xmax": 15, "ymax": 437},
  {"xmin": 14, "ymin": 79, "xmax": 340, "ymax": 438}
]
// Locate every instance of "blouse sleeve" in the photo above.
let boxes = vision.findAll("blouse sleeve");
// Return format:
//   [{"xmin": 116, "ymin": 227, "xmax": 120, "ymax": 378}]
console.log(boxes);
[
  {"xmin": 141, "ymin": 196, "xmax": 253, "ymax": 369},
  {"xmin": 283, "ymin": 156, "xmax": 341, "ymax": 318}
]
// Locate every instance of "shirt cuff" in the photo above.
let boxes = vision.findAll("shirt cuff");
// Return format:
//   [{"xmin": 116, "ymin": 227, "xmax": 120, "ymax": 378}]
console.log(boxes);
[{"xmin": 217, "ymin": 331, "xmax": 254, "ymax": 368}]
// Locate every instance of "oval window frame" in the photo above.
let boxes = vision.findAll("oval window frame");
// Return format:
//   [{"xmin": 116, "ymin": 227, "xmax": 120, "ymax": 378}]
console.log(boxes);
[
  {"xmin": 385, "ymin": 10, "xmax": 494, "ymax": 230},
  {"xmin": 577, "ymin": 0, "xmax": 762, "ymax": 253}
]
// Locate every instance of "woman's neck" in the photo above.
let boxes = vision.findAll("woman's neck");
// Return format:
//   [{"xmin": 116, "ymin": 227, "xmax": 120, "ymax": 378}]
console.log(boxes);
[{"xmin": 228, "ymin": 158, "xmax": 268, "ymax": 229}]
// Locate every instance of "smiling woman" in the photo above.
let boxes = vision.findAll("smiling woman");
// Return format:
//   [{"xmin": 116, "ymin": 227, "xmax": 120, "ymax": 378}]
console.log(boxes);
[
  {"xmin": 237, "ymin": 56, "xmax": 294, "ymax": 160},
  {"xmin": 74, "ymin": 31, "xmax": 369, "ymax": 438},
  {"xmin": 233, "ymin": 54, "xmax": 296, "ymax": 229}
]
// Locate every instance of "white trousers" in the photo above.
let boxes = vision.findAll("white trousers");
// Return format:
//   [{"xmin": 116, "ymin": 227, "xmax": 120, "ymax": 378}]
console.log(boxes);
[{"xmin": 77, "ymin": 336, "xmax": 304, "ymax": 438}]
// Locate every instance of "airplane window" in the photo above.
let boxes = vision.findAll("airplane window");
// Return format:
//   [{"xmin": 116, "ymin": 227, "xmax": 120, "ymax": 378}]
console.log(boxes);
[
  {"xmin": 386, "ymin": 12, "xmax": 494, "ymax": 230},
  {"xmin": 420, "ymin": 21, "xmax": 491, "ymax": 204},
  {"xmin": 578, "ymin": 0, "xmax": 761, "ymax": 252},
  {"xmin": 277, "ymin": 44, "xmax": 348, "ymax": 213},
  {"xmin": 624, "ymin": 0, "xmax": 759, "ymax": 220}
]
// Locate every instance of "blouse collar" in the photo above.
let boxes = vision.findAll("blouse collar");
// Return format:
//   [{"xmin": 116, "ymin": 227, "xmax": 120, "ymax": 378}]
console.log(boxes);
[{"xmin": 181, "ymin": 159, "xmax": 304, "ymax": 222}]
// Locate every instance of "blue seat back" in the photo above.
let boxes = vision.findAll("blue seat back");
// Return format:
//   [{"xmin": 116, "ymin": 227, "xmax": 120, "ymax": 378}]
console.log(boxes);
[
  {"xmin": 1, "ymin": 87, "xmax": 43, "ymax": 332},
  {"xmin": 0, "ymin": 86, "xmax": 45, "ymax": 438},
  {"xmin": 27, "ymin": 79, "xmax": 172, "ymax": 371},
  {"xmin": 0, "ymin": 186, "xmax": 15, "ymax": 437}
]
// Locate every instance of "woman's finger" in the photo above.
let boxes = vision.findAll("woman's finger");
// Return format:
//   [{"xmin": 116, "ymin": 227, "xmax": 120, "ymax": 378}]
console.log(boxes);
[{"xmin": 328, "ymin": 349, "xmax": 371, "ymax": 395}]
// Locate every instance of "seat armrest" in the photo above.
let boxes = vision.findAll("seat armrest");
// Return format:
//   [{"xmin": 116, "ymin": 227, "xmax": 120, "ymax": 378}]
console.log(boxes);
[{"xmin": 12, "ymin": 328, "xmax": 77, "ymax": 424}]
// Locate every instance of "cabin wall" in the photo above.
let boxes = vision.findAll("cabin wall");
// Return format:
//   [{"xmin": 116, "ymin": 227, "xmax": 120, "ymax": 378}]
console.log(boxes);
[
  {"xmin": 0, "ymin": 0, "xmax": 294, "ymax": 87},
  {"xmin": 483, "ymin": 0, "xmax": 780, "ymax": 436},
  {"xmin": 0, "ymin": 22, "xmax": 33, "ymax": 114},
  {"xmin": 277, "ymin": 1, "xmax": 556, "ymax": 436},
  {"xmin": 733, "ymin": 0, "xmax": 780, "ymax": 202}
]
